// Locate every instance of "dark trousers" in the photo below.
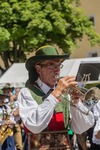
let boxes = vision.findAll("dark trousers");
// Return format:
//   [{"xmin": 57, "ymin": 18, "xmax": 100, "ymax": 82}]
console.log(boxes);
[
  {"xmin": 87, "ymin": 126, "xmax": 100, "ymax": 150},
  {"xmin": 2, "ymin": 136, "xmax": 15, "ymax": 150},
  {"xmin": 23, "ymin": 133, "xmax": 28, "ymax": 150},
  {"xmin": 90, "ymin": 143, "xmax": 100, "ymax": 150}
]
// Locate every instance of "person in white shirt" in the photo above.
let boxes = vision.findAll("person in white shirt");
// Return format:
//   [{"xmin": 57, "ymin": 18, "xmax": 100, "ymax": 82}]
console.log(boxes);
[
  {"xmin": 18, "ymin": 45, "xmax": 94, "ymax": 150},
  {"xmin": 92, "ymin": 90, "xmax": 100, "ymax": 149}
]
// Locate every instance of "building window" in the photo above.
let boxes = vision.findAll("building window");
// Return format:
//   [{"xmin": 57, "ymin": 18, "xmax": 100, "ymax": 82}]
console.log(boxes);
[
  {"xmin": 89, "ymin": 16, "xmax": 95, "ymax": 26},
  {"xmin": 88, "ymin": 51, "xmax": 98, "ymax": 57}
]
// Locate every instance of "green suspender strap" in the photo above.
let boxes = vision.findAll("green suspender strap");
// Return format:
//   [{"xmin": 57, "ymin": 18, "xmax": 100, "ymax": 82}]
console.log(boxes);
[
  {"xmin": 61, "ymin": 94, "xmax": 70, "ymax": 128},
  {"xmin": 26, "ymin": 81, "xmax": 70, "ymax": 128}
]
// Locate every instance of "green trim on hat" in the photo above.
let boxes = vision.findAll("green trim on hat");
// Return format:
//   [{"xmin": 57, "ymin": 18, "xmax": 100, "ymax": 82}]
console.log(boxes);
[
  {"xmin": 26, "ymin": 45, "xmax": 69, "ymax": 71},
  {"xmin": 2, "ymin": 83, "xmax": 14, "ymax": 91},
  {"xmin": 36, "ymin": 45, "xmax": 59, "ymax": 56}
]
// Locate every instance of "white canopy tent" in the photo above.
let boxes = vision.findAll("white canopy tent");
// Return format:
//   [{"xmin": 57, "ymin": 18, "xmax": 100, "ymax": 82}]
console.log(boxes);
[
  {"xmin": 0, "ymin": 57, "xmax": 100, "ymax": 88},
  {"xmin": 0, "ymin": 63, "xmax": 28, "ymax": 88}
]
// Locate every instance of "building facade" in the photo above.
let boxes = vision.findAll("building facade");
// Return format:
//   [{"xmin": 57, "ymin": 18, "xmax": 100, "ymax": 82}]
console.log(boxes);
[
  {"xmin": 71, "ymin": 0, "xmax": 100, "ymax": 58},
  {"xmin": 0, "ymin": 0, "xmax": 100, "ymax": 74}
]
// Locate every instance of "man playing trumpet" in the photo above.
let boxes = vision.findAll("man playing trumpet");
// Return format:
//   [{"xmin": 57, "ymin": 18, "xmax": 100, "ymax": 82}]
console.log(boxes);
[{"xmin": 18, "ymin": 45, "xmax": 94, "ymax": 150}]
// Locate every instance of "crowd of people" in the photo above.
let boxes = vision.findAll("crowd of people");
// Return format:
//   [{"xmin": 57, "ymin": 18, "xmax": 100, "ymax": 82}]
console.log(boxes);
[
  {"xmin": 0, "ymin": 84, "xmax": 23, "ymax": 150},
  {"xmin": 0, "ymin": 45, "xmax": 100, "ymax": 150}
]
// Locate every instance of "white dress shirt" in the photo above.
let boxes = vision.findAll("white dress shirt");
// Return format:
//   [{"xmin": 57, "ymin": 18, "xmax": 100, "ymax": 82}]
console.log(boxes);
[
  {"xmin": 18, "ymin": 78, "xmax": 94, "ymax": 134},
  {"xmin": 0, "ymin": 104, "xmax": 15, "ymax": 125}
]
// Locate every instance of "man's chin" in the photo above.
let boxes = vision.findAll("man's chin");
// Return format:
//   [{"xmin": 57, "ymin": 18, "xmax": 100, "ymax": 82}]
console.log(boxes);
[{"xmin": 52, "ymin": 80, "xmax": 57, "ymax": 85}]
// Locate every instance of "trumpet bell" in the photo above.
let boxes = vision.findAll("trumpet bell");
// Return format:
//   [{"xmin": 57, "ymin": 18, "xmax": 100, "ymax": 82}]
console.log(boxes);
[
  {"xmin": 69, "ymin": 86, "xmax": 100, "ymax": 105},
  {"xmin": 84, "ymin": 87, "xmax": 100, "ymax": 103}
]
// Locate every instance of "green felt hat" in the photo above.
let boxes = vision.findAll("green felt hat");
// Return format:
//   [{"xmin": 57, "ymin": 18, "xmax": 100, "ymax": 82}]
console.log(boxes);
[
  {"xmin": 25, "ymin": 45, "xmax": 69, "ymax": 83},
  {"xmin": 0, "ymin": 89, "xmax": 10, "ymax": 98},
  {"xmin": 2, "ymin": 83, "xmax": 14, "ymax": 91},
  {"xmin": 26, "ymin": 45, "xmax": 69, "ymax": 71}
]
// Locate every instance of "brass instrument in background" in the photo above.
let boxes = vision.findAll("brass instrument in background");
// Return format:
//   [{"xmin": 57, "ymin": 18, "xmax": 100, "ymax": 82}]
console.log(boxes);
[
  {"xmin": 0, "ymin": 124, "xmax": 13, "ymax": 145},
  {"xmin": 0, "ymin": 105, "xmax": 14, "ymax": 145}
]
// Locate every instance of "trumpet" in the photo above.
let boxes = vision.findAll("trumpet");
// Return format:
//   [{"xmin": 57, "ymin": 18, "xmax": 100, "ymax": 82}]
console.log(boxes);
[
  {"xmin": 57, "ymin": 75, "xmax": 100, "ymax": 113},
  {"xmin": 61, "ymin": 85, "xmax": 100, "ymax": 115},
  {"xmin": 69, "ymin": 86, "xmax": 100, "ymax": 104}
]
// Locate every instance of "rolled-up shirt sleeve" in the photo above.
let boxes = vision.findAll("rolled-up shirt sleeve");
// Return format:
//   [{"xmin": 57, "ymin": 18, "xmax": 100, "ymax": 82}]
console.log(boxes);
[
  {"xmin": 70, "ymin": 101, "xmax": 94, "ymax": 134},
  {"xmin": 18, "ymin": 88, "xmax": 58, "ymax": 133}
]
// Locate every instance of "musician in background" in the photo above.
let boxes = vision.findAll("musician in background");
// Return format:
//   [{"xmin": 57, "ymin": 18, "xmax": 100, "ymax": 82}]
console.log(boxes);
[
  {"xmin": 0, "ymin": 89, "xmax": 15, "ymax": 150},
  {"xmin": 2, "ymin": 85, "xmax": 23, "ymax": 150},
  {"xmin": 12, "ymin": 88, "xmax": 23, "ymax": 150},
  {"xmin": 89, "ymin": 84, "xmax": 100, "ymax": 150},
  {"xmin": 77, "ymin": 84, "xmax": 100, "ymax": 150},
  {"xmin": 18, "ymin": 45, "xmax": 94, "ymax": 149},
  {"xmin": 2, "ymin": 84, "xmax": 14, "ymax": 98}
]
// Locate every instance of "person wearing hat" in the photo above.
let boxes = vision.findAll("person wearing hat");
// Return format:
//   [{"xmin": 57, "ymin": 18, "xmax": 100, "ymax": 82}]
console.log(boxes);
[
  {"xmin": 2, "ymin": 83, "xmax": 14, "ymax": 96},
  {"xmin": 0, "ymin": 89, "xmax": 15, "ymax": 150},
  {"xmin": 18, "ymin": 45, "xmax": 94, "ymax": 149},
  {"xmin": 2, "ymin": 84, "xmax": 23, "ymax": 150}
]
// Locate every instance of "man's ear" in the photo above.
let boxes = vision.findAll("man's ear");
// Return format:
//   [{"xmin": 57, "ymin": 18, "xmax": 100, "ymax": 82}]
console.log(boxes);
[{"xmin": 35, "ymin": 65, "xmax": 41, "ymax": 75}]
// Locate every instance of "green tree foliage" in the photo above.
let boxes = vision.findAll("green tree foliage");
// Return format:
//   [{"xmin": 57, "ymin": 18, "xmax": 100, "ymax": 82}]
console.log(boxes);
[{"xmin": 0, "ymin": 0, "xmax": 100, "ymax": 69}]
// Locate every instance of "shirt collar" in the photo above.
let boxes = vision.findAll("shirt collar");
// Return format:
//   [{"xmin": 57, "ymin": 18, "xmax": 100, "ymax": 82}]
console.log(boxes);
[{"xmin": 36, "ymin": 78, "xmax": 54, "ymax": 94}]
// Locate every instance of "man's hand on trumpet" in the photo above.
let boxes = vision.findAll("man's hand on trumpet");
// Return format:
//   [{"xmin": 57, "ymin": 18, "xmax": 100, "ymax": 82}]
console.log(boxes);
[
  {"xmin": 52, "ymin": 76, "xmax": 78, "ymax": 100},
  {"xmin": 69, "ymin": 87, "xmax": 83, "ymax": 105}
]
